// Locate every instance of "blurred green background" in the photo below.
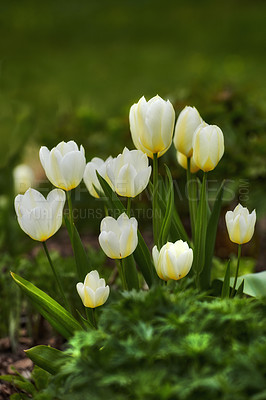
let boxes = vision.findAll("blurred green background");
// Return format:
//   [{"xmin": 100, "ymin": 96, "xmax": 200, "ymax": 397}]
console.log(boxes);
[{"xmin": 0, "ymin": 0, "xmax": 266, "ymax": 345}]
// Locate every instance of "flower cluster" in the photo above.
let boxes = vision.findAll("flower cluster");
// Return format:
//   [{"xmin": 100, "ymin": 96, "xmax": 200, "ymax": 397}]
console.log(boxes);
[{"xmin": 13, "ymin": 94, "xmax": 257, "ymax": 318}]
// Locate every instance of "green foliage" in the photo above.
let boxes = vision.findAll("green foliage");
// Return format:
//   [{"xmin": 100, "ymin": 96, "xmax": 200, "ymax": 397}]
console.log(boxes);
[{"xmin": 33, "ymin": 285, "xmax": 266, "ymax": 399}]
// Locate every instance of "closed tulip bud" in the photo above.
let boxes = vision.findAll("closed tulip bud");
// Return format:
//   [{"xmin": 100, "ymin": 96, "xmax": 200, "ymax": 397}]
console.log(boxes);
[
  {"xmin": 225, "ymin": 204, "xmax": 256, "ymax": 244},
  {"xmin": 14, "ymin": 188, "xmax": 66, "ymax": 241},
  {"xmin": 129, "ymin": 95, "xmax": 175, "ymax": 158},
  {"xmin": 76, "ymin": 270, "xmax": 110, "ymax": 308},
  {"xmin": 192, "ymin": 123, "xmax": 224, "ymax": 172},
  {"xmin": 173, "ymin": 106, "xmax": 203, "ymax": 157},
  {"xmin": 176, "ymin": 151, "xmax": 199, "ymax": 174},
  {"xmin": 99, "ymin": 212, "xmax": 138, "ymax": 259},
  {"xmin": 152, "ymin": 240, "xmax": 193, "ymax": 281},
  {"xmin": 106, "ymin": 147, "xmax": 151, "ymax": 197},
  {"xmin": 39, "ymin": 141, "xmax": 86, "ymax": 191},
  {"xmin": 83, "ymin": 156, "xmax": 114, "ymax": 198},
  {"xmin": 13, "ymin": 164, "xmax": 35, "ymax": 194}
]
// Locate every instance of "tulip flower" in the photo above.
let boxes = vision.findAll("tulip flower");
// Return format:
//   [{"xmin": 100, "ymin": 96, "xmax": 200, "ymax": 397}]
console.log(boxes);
[
  {"xmin": 39, "ymin": 140, "xmax": 86, "ymax": 191},
  {"xmin": 14, "ymin": 188, "xmax": 66, "ymax": 242},
  {"xmin": 176, "ymin": 151, "xmax": 199, "ymax": 174},
  {"xmin": 225, "ymin": 203, "xmax": 256, "ymax": 295},
  {"xmin": 192, "ymin": 123, "xmax": 224, "ymax": 172},
  {"xmin": 225, "ymin": 204, "xmax": 256, "ymax": 245},
  {"xmin": 13, "ymin": 164, "xmax": 35, "ymax": 194},
  {"xmin": 99, "ymin": 212, "xmax": 138, "ymax": 259},
  {"xmin": 129, "ymin": 95, "xmax": 175, "ymax": 159},
  {"xmin": 173, "ymin": 106, "xmax": 203, "ymax": 157},
  {"xmin": 76, "ymin": 270, "xmax": 110, "ymax": 308},
  {"xmin": 106, "ymin": 147, "xmax": 151, "ymax": 198},
  {"xmin": 152, "ymin": 240, "xmax": 193, "ymax": 281},
  {"xmin": 83, "ymin": 156, "xmax": 114, "ymax": 198}
]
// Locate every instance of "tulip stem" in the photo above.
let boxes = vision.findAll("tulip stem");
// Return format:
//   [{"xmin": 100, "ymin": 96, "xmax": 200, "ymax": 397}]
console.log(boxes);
[
  {"xmin": 127, "ymin": 197, "xmax": 132, "ymax": 217},
  {"xmin": 66, "ymin": 190, "xmax": 74, "ymax": 233},
  {"xmin": 153, "ymin": 153, "xmax": 159, "ymax": 245},
  {"xmin": 232, "ymin": 244, "xmax": 242, "ymax": 296},
  {"xmin": 187, "ymin": 157, "xmax": 197, "ymax": 240},
  {"xmin": 118, "ymin": 259, "xmax": 128, "ymax": 290},
  {"xmin": 42, "ymin": 241, "xmax": 70, "ymax": 311},
  {"xmin": 91, "ymin": 308, "xmax": 98, "ymax": 329}
]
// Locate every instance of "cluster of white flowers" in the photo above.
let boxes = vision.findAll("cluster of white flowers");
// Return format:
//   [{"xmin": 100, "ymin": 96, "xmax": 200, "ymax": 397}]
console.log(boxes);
[{"xmin": 14, "ymin": 94, "xmax": 256, "ymax": 309}]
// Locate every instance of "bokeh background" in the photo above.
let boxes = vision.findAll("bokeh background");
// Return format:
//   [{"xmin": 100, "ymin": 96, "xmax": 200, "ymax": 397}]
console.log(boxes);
[{"xmin": 0, "ymin": 0, "xmax": 266, "ymax": 354}]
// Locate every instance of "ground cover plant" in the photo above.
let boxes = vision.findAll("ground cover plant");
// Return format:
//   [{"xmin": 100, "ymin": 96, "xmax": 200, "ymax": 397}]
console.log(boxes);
[{"xmin": 1, "ymin": 94, "xmax": 266, "ymax": 398}]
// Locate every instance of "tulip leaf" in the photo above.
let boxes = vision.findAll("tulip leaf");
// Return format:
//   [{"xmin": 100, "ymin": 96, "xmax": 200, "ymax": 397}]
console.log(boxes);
[
  {"xmin": 221, "ymin": 260, "xmax": 231, "ymax": 298},
  {"xmin": 158, "ymin": 165, "xmax": 174, "ymax": 248},
  {"xmin": 200, "ymin": 181, "xmax": 224, "ymax": 290},
  {"xmin": 193, "ymin": 173, "xmax": 208, "ymax": 285},
  {"xmin": 123, "ymin": 254, "xmax": 139, "ymax": 290},
  {"xmin": 217, "ymin": 271, "xmax": 266, "ymax": 298},
  {"xmin": 11, "ymin": 272, "xmax": 83, "ymax": 339},
  {"xmin": 236, "ymin": 279, "xmax": 245, "ymax": 297},
  {"xmin": 64, "ymin": 216, "xmax": 91, "ymax": 281},
  {"xmin": 151, "ymin": 181, "xmax": 189, "ymax": 243},
  {"xmin": 97, "ymin": 172, "xmax": 156, "ymax": 287},
  {"xmin": 25, "ymin": 345, "xmax": 71, "ymax": 375}
]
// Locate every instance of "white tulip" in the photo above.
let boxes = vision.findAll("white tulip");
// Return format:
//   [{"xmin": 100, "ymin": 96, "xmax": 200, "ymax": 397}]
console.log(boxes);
[
  {"xmin": 39, "ymin": 140, "xmax": 86, "ymax": 191},
  {"xmin": 152, "ymin": 240, "xmax": 193, "ymax": 281},
  {"xmin": 176, "ymin": 151, "xmax": 199, "ymax": 174},
  {"xmin": 13, "ymin": 164, "xmax": 35, "ymax": 194},
  {"xmin": 99, "ymin": 212, "xmax": 138, "ymax": 259},
  {"xmin": 14, "ymin": 188, "xmax": 66, "ymax": 241},
  {"xmin": 106, "ymin": 147, "xmax": 151, "ymax": 197},
  {"xmin": 173, "ymin": 106, "xmax": 203, "ymax": 157},
  {"xmin": 76, "ymin": 270, "xmax": 110, "ymax": 308},
  {"xmin": 83, "ymin": 156, "xmax": 114, "ymax": 198},
  {"xmin": 129, "ymin": 95, "xmax": 175, "ymax": 158},
  {"xmin": 192, "ymin": 123, "xmax": 224, "ymax": 172},
  {"xmin": 225, "ymin": 203, "xmax": 256, "ymax": 244}
]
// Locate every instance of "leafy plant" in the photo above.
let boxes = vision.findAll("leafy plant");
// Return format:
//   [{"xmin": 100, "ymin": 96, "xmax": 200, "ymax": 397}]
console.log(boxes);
[{"xmin": 24, "ymin": 284, "xmax": 266, "ymax": 400}]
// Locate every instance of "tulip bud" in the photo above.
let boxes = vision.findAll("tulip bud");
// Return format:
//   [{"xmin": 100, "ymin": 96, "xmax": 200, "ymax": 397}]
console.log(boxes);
[
  {"xmin": 14, "ymin": 188, "xmax": 66, "ymax": 241},
  {"xmin": 173, "ymin": 106, "xmax": 203, "ymax": 157},
  {"xmin": 13, "ymin": 164, "xmax": 35, "ymax": 194},
  {"xmin": 106, "ymin": 147, "xmax": 151, "ymax": 198},
  {"xmin": 192, "ymin": 123, "xmax": 224, "ymax": 172},
  {"xmin": 76, "ymin": 270, "xmax": 110, "ymax": 308},
  {"xmin": 39, "ymin": 141, "xmax": 86, "ymax": 191},
  {"xmin": 176, "ymin": 151, "xmax": 199, "ymax": 174},
  {"xmin": 152, "ymin": 240, "xmax": 193, "ymax": 281},
  {"xmin": 225, "ymin": 203, "xmax": 256, "ymax": 244},
  {"xmin": 99, "ymin": 212, "xmax": 138, "ymax": 259},
  {"xmin": 129, "ymin": 95, "xmax": 175, "ymax": 158},
  {"xmin": 83, "ymin": 156, "xmax": 114, "ymax": 198}
]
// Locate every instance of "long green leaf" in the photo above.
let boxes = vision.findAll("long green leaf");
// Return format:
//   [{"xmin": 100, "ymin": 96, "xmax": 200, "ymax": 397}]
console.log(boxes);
[
  {"xmin": 25, "ymin": 345, "xmax": 70, "ymax": 375},
  {"xmin": 218, "ymin": 271, "xmax": 266, "ymax": 298},
  {"xmin": 11, "ymin": 273, "xmax": 83, "ymax": 339},
  {"xmin": 151, "ymin": 180, "xmax": 189, "ymax": 243},
  {"xmin": 0, "ymin": 374, "xmax": 36, "ymax": 395},
  {"xmin": 193, "ymin": 173, "xmax": 208, "ymax": 285},
  {"xmin": 221, "ymin": 260, "xmax": 231, "ymax": 298},
  {"xmin": 97, "ymin": 173, "xmax": 156, "ymax": 287},
  {"xmin": 123, "ymin": 254, "xmax": 139, "ymax": 290},
  {"xmin": 65, "ymin": 217, "xmax": 91, "ymax": 281},
  {"xmin": 158, "ymin": 165, "xmax": 174, "ymax": 248},
  {"xmin": 200, "ymin": 182, "xmax": 224, "ymax": 290}
]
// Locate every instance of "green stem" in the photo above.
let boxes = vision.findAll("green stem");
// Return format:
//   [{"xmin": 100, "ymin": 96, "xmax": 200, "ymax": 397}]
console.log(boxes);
[
  {"xmin": 194, "ymin": 172, "xmax": 207, "ymax": 289},
  {"xmin": 91, "ymin": 308, "xmax": 98, "ymax": 329},
  {"xmin": 119, "ymin": 259, "xmax": 128, "ymax": 290},
  {"xmin": 66, "ymin": 190, "xmax": 74, "ymax": 233},
  {"xmin": 152, "ymin": 153, "xmax": 159, "ymax": 245},
  {"xmin": 232, "ymin": 244, "xmax": 242, "ymax": 296},
  {"xmin": 187, "ymin": 157, "xmax": 197, "ymax": 241},
  {"xmin": 127, "ymin": 197, "xmax": 132, "ymax": 217},
  {"xmin": 42, "ymin": 241, "xmax": 70, "ymax": 311}
]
